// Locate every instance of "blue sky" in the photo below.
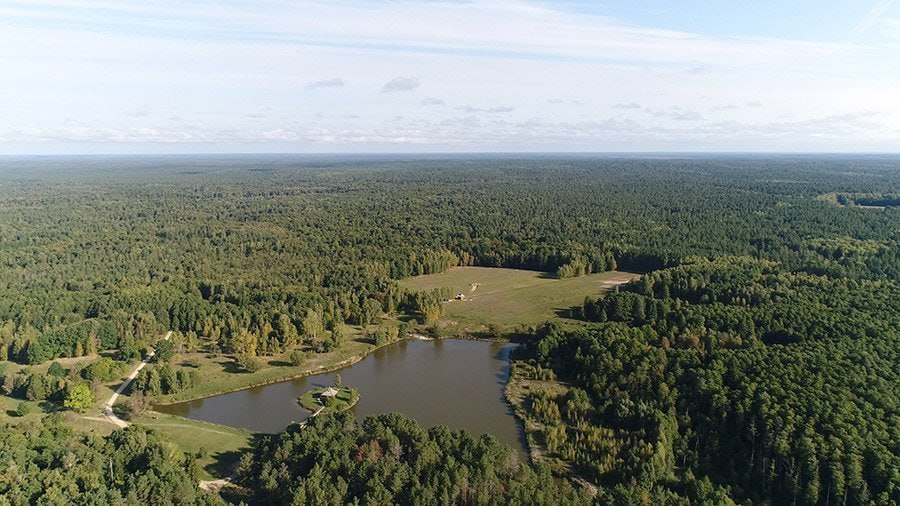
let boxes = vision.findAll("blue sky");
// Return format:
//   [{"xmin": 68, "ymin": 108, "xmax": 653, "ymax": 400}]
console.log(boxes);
[{"xmin": 1, "ymin": 0, "xmax": 899, "ymax": 153}]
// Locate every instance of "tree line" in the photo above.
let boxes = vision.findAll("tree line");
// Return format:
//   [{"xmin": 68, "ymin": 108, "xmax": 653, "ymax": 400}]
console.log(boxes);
[{"xmin": 519, "ymin": 256, "xmax": 898, "ymax": 504}]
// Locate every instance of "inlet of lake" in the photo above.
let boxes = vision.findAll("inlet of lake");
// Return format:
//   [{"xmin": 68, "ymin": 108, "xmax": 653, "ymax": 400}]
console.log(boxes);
[{"xmin": 156, "ymin": 339, "xmax": 528, "ymax": 457}]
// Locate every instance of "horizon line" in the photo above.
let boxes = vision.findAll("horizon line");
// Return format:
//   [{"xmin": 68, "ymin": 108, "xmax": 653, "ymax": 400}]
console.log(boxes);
[{"xmin": 2, "ymin": 151, "xmax": 900, "ymax": 158}]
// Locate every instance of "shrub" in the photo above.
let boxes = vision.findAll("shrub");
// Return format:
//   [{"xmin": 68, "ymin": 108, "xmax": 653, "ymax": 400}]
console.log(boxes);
[
  {"xmin": 289, "ymin": 350, "xmax": 305, "ymax": 366},
  {"xmin": 182, "ymin": 357, "xmax": 201, "ymax": 368},
  {"xmin": 15, "ymin": 402, "xmax": 32, "ymax": 417},
  {"xmin": 235, "ymin": 354, "xmax": 262, "ymax": 373},
  {"xmin": 124, "ymin": 391, "xmax": 150, "ymax": 420},
  {"xmin": 82, "ymin": 358, "xmax": 122, "ymax": 382},
  {"xmin": 47, "ymin": 362, "xmax": 67, "ymax": 378}
]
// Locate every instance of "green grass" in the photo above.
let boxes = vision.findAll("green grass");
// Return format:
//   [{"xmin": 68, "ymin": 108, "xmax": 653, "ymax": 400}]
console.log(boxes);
[
  {"xmin": 134, "ymin": 411, "xmax": 253, "ymax": 480},
  {"xmin": 400, "ymin": 267, "xmax": 638, "ymax": 335},
  {"xmin": 152, "ymin": 333, "xmax": 378, "ymax": 404},
  {"xmin": 298, "ymin": 386, "xmax": 359, "ymax": 414},
  {"xmin": 0, "ymin": 396, "xmax": 46, "ymax": 425},
  {"xmin": 0, "ymin": 394, "xmax": 119, "ymax": 438},
  {"xmin": 0, "ymin": 353, "xmax": 142, "ymax": 435}
]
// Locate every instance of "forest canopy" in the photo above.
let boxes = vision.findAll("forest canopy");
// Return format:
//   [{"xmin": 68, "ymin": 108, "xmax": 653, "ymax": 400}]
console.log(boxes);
[{"xmin": 0, "ymin": 154, "xmax": 897, "ymax": 504}]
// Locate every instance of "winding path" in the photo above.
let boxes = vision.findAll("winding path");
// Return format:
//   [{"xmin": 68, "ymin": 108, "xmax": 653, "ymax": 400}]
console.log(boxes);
[
  {"xmin": 101, "ymin": 330, "xmax": 323, "ymax": 493},
  {"xmin": 102, "ymin": 331, "xmax": 172, "ymax": 428}
]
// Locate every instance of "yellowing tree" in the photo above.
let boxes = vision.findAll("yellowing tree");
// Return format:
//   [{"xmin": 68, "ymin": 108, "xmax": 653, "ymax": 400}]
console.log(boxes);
[
  {"xmin": 302, "ymin": 309, "xmax": 324, "ymax": 342},
  {"xmin": 64, "ymin": 383, "xmax": 94, "ymax": 413}
]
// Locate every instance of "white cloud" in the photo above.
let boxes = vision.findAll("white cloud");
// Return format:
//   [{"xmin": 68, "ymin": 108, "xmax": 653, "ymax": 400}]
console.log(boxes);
[
  {"xmin": 458, "ymin": 105, "xmax": 515, "ymax": 114},
  {"xmin": 381, "ymin": 76, "xmax": 420, "ymax": 93},
  {"xmin": 305, "ymin": 77, "xmax": 347, "ymax": 89},
  {"xmin": 644, "ymin": 107, "xmax": 705, "ymax": 122},
  {"xmin": 125, "ymin": 108, "xmax": 150, "ymax": 118},
  {"xmin": 0, "ymin": 0, "xmax": 898, "ymax": 152}
]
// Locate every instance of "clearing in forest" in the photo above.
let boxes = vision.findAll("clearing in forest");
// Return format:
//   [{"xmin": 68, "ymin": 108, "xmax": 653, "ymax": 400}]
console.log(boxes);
[{"xmin": 400, "ymin": 267, "xmax": 638, "ymax": 334}]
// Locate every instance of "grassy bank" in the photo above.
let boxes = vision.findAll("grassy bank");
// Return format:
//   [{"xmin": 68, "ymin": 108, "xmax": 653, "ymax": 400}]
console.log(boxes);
[
  {"xmin": 152, "ymin": 337, "xmax": 381, "ymax": 405},
  {"xmin": 134, "ymin": 411, "xmax": 253, "ymax": 480}
]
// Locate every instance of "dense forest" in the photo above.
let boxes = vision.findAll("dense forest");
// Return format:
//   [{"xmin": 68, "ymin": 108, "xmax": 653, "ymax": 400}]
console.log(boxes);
[
  {"xmin": 1, "ymin": 155, "xmax": 897, "ymax": 363},
  {"xmin": 1, "ymin": 154, "xmax": 898, "ymax": 504},
  {"xmin": 0, "ymin": 416, "xmax": 217, "ymax": 504},
  {"xmin": 519, "ymin": 256, "xmax": 898, "ymax": 504},
  {"xmin": 238, "ymin": 411, "xmax": 585, "ymax": 505}
]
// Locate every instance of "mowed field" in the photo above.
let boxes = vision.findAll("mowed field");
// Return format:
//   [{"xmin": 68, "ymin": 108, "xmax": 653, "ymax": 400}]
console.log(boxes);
[{"xmin": 400, "ymin": 267, "xmax": 639, "ymax": 333}]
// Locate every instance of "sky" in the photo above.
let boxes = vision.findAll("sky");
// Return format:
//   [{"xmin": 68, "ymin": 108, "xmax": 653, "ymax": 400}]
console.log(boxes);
[{"xmin": 1, "ymin": 0, "xmax": 899, "ymax": 154}]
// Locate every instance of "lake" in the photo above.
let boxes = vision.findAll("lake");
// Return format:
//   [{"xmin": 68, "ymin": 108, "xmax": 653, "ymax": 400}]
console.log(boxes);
[{"xmin": 156, "ymin": 339, "xmax": 527, "ymax": 457}]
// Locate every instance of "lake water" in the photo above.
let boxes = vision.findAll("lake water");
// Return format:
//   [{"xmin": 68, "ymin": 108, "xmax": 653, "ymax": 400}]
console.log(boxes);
[{"xmin": 156, "ymin": 339, "xmax": 527, "ymax": 457}]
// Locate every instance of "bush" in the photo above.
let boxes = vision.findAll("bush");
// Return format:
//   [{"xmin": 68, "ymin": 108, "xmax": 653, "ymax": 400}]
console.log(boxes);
[
  {"xmin": 289, "ymin": 350, "xmax": 305, "ymax": 366},
  {"xmin": 82, "ymin": 358, "xmax": 122, "ymax": 382},
  {"xmin": 313, "ymin": 339, "xmax": 336, "ymax": 353},
  {"xmin": 235, "ymin": 354, "xmax": 262, "ymax": 373},
  {"xmin": 117, "ymin": 337, "xmax": 143, "ymax": 362},
  {"xmin": 15, "ymin": 402, "xmax": 32, "ymax": 417},
  {"xmin": 123, "ymin": 391, "xmax": 149, "ymax": 420},
  {"xmin": 182, "ymin": 357, "xmax": 201, "ymax": 368},
  {"xmin": 47, "ymin": 362, "xmax": 67, "ymax": 378},
  {"xmin": 24, "ymin": 373, "xmax": 66, "ymax": 401}
]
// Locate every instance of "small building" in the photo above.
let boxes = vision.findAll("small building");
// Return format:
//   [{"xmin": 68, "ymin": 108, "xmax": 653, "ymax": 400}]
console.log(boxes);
[{"xmin": 321, "ymin": 387, "xmax": 340, "ymax": 398}]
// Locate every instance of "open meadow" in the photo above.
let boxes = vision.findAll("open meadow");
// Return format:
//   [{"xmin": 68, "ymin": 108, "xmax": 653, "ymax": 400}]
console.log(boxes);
[{"xmin": 400, "ymin": 267, "xmax": 638, "ymax": 334}]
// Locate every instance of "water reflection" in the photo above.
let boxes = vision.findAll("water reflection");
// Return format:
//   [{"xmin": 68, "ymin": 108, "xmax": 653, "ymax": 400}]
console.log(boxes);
[{"xmin": 157, "ymin": 339, "xmax": 526, "ymax": 456}]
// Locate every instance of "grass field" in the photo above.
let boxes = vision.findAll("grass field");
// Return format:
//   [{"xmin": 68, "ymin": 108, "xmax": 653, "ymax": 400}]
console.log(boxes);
[
  {"xmin": 400, "ymin": 267, "xmax": 638, "ymax": 335},
  {"xmin": 134, "ymin": 411, "xmax": 253, "ymax": 480}
]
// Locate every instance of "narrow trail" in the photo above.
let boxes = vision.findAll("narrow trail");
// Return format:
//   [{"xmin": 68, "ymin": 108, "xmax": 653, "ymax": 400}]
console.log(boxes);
[
  {"xmin": 100, "ymin": 331, "xmax": 331, "ymax": 493},
  {"xmin": 102, "ymin": 331, "xmax": 172, "ymax": 428}
]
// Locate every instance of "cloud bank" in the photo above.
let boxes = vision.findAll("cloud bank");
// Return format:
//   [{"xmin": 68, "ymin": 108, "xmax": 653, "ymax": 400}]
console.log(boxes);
[{"xmin": 0, "ymin": 0, "xmax": 898, "ymax": 153}]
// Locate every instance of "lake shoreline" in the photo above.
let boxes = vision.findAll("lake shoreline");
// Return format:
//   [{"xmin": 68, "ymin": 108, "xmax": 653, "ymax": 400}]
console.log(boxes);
[
  {"xmin": 153, "ymin": 338, "xmax": 404, "ymax": 407},
  {"xmin": 152, "ymin": 334, "xmax": 511, "ymax": 407},
  {"xmin": 154, "ymin": 338, "xmax": 529, "ymax": 457}
]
